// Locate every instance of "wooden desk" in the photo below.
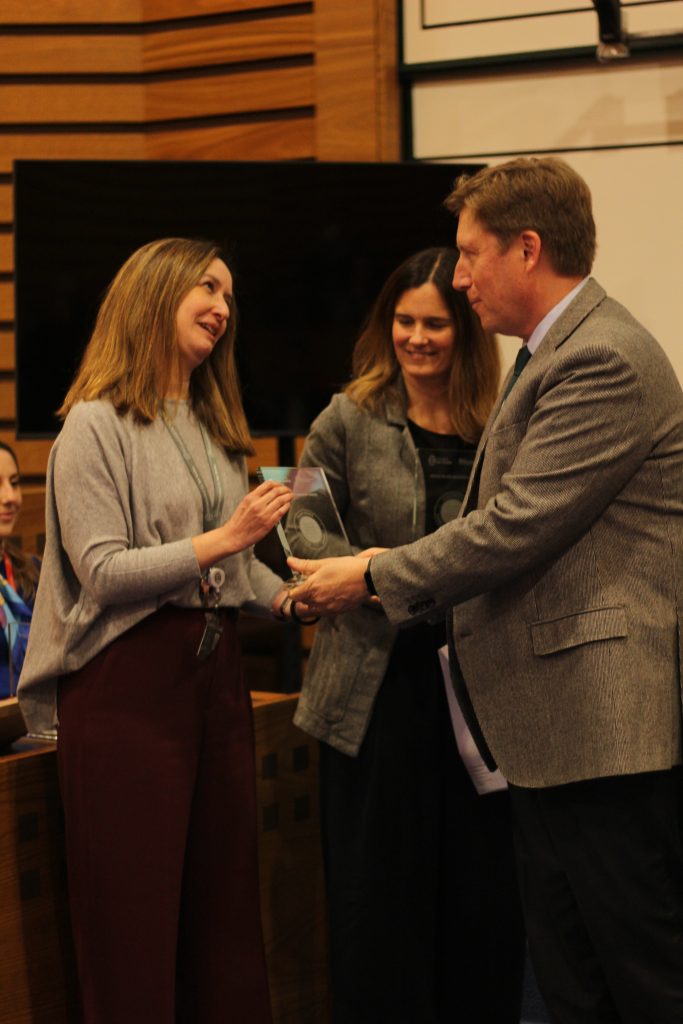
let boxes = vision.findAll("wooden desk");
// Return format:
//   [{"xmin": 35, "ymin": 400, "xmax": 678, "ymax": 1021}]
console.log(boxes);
[{"xmin": 0, "ymin": 693, "xmax": 328, "ymax": 1024}]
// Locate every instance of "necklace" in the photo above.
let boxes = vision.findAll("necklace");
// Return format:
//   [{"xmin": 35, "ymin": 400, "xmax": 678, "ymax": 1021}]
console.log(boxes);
[{"xmin": 162, "ymin": 412, "xmax": 227, "ymax": 660}]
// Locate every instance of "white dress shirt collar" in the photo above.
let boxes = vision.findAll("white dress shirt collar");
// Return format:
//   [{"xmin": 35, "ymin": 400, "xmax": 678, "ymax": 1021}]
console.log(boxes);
[{"xmin": 526, "ymin": 277, "xmax": 589, "ymax": 355}]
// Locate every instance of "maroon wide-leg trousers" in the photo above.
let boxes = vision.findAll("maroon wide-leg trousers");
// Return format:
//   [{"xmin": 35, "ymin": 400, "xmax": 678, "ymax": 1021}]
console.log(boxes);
[{"xmin": 57, "ymin": 605, "xmax": 273, "ymax": 1024}]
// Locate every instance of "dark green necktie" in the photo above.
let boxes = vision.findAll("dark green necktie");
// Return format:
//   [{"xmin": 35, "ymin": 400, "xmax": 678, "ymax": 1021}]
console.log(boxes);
[{"xmin": 502, "ymin": 344, "xmax": 532, "ymax": 400}]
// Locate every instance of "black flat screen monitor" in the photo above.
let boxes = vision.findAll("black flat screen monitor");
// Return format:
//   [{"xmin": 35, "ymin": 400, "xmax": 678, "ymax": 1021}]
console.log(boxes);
[{"xmin": 13, "ymin": 159, "xmax": 481, "ymax": 438}]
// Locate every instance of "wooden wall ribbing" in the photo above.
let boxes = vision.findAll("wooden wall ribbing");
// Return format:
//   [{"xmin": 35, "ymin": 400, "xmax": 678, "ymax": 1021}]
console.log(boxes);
[{"xmin": 0, "ymin": 0, "xmax": 398, "ymax": 480}]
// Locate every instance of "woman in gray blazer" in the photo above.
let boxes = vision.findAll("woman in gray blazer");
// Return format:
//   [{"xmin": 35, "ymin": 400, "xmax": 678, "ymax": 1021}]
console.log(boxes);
[{"xmin": 295, "ymin": 249, "xmax": 525, "ymax": 1023}]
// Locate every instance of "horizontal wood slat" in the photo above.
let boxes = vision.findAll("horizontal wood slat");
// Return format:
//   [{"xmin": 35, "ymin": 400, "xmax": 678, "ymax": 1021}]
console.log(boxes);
[
  {"xmin": 10, "ymin": 486, "xmax": 47, "ymax": 552},
  {"xmin": 0, "ymin": 83, "xmax": 145, "ymax": 124},
  {"xmin": 143, "ymin": 0, "xmax": 304, "ymax": 21},
  {"xmin": 0, "ymin": 117, "xmax": 313, "ymax": 174},
  {"xmin": 0, "ymin": 134, "xmax": 146, "ymax": 174},
  {"xmin": 0, "ymin": 329, "xmax": 13, "ymax": 372},
  {"xmin": 0, "ymin": 380, "xmax": 16, "ymax": 421},
  {"xmin": 1, "ymin": 0, "xmax": 304, "ymax": 25},
  {"xmin": 145, "ymin": 115, "xmax": 314, "ymax": 160},
  {"xmin": 0, "ymin": 66, "xmax": 313, "ymax": 123},
  {"xmin": 0, "ymin": 0, "xmax": 140, "ymax": 22},
  {"xmin": 1, "ymin": 34, "xmax": 141, "ymax": 74},
  {"xmin": 246, "ymin": 436, "xmax": 278, "ymax": 478},
  {"xmin": 0, "ymin": 237, "xmax": 11, "ymax": 274},
  {"xmin": 0, "ymin": 434, "xmax": 278, "ymax": 479},
  {"xmin": 1, "ymin": 282, "xmax": 14, "ymax": 321},
  {"xmin": 146, "ymin": 66, "xmax": 313, "ymax": 122},
  {"xmin": 0, "ymin": 185, "xmax": 11, "ymax": 222},
  {"xmin": 0, "ymin": 434, "xmax": 280, "ymax": 478},
  {"xmin": 0, "ymin": 438, "xmax": 53, "ymax": 477},
  {"xmin": 144, "ymin": 14, "xmax": 313, "ymax": 72},
  {"xmin": 3, "ymin": 14, "xmax": 313, "ymax": 74}
]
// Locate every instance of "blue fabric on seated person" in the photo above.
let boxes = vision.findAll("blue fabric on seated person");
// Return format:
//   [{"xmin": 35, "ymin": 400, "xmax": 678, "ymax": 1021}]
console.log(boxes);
[
  {"xmin": 0, "ymin": 441, "xmax": 40, "ymax": 698},
  {"xmin": 0, "ymin": 575, "xmax": 33, "ymax": 698}
]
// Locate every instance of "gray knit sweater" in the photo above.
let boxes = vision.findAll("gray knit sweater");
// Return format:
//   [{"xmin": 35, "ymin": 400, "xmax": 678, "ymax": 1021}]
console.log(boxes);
[{"xmin": 18, "ymin": 399, "xmax": 283, "ymax": 736}]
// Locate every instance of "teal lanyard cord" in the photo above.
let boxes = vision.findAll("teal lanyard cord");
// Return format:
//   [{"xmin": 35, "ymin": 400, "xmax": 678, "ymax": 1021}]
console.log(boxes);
[{"xmin": 162, "ymin": 414, "xmax": 224, "ymax": 532}]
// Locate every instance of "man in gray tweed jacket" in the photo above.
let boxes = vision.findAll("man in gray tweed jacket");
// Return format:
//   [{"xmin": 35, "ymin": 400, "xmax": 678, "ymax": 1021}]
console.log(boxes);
[{"xmin": 290, "ymin": 157, "xmax": 683, "ymax": 1023}]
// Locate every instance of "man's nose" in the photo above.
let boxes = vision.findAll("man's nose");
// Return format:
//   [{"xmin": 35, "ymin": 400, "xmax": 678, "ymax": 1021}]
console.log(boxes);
[{"xmin": 452, "ymin": 262, "xmax": 469, "ymax": 290}]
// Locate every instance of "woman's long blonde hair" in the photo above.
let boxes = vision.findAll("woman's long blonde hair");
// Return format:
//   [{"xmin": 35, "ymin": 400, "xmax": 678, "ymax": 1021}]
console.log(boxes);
[
  {"xmin": 59, "ymin": 237, "xmax": 253, "ymax": 454},
  {"xmin": 345, "ymin": 247, "xmax": 500, "ymax": 443}
]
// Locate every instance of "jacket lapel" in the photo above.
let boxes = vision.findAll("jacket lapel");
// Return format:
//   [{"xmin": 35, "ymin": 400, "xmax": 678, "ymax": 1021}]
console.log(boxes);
[
  {"xmin": 461, "ymin": 279, "xmax": 606, "ymax": 516},
  {"xmin": 537, "ymin": 277, "xmax": 606, "ymax": 357}
]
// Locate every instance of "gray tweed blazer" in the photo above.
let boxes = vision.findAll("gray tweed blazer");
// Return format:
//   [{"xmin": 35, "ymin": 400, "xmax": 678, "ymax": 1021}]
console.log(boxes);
[
  {"xmin": 294, "ymin": 388, "xmax": 432, "ymax": 756},
  {"xmin": 372, "ymin": 278, "xmax": 683, "ymax": 787}
]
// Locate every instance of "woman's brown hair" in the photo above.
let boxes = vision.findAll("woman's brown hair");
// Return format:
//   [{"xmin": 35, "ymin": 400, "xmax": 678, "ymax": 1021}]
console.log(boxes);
[
  {"xmin": 345, "ymin": 247, "xmax": 500, "ymax": 442},
  {"xmin": 0, "ymin": 442, "xmax": 40, "ymax": 602},
  {"xmin": 59, "ymin": 237, "xmax": 253, "ymax": 454}
]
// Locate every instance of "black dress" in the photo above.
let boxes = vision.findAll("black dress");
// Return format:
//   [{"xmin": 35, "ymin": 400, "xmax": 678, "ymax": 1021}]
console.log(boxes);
[{"xmin": 319, "ymin": 422, "xmax": 526, "ymax": 1023}]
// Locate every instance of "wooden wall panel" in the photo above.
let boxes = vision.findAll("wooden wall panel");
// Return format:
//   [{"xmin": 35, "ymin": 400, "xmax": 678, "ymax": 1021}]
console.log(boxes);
[
  {"xmin": 1, "ymin": 0, "xmax": 141, "ymax": 22},
  {"xmin": 3, "ymin": 124, "xmax": 313, "ymax": 209},
  {"xmin": 143, "ymin": 14, "xmax": 314, "ymax": 71},
  {"xmin": 0, "ymin": 83, "xmax": 146, "ymax": 124},
  {"xmin": 0, "ymin": 0, "xmax": 397, "ymax": 530},
  {"xmin": 2, "ymin": 0, "xmax": 306, "ymax": 24},
  {"xmin": 246, "ymin": 437, "xmax": 279, "ymax": 478},
  {"xmin": 0, "ymin": 282, "xmax": 13, "ymax": 322},
  {"xmin": 0, "ymin": 381, "xmax": 16, "ymax": 422},
  {"xmin": 0, "ymin": 185, "xmax": 11, "ymax": 222},
  {"xmin": 0, "ymin": 437, "xmax": 53, "ymax": 478},
  {"xmin": 145, "ymin": 66, "xmax": 314, "ymax": 122},
  {"xmin": 8, "ymin": 489, "xmax": 47, "ymax": 554},
  {"xmin": 0, "ymin": 237, "xmax": 11, "ymax": 275},
  {"xmin": 0, "ymin": 331, "xmax": 13, "ymax": 373},
  {"xmin": 5, "ymin": 14, "xmax": 313, "ymax": 75},
  {"xmin": 1, "ymin": 68, "xmax": 312, "ymax": 124},
  {"xmin": 314, "ymin": 0, "xmax": 400, "ymax": 161},
  {"xmin": 145, "ymin": 117, "xmax": 315, "ymax": 161},
  {"xmin": 0, "ymin": 135, "xmax": 146, "ymax": 174},
  {"xmin": 2, "ymin": 34, "xmax": 142, "ymax": 75},
  {"xmin": 143, "ymin": 0, "xmax": 302, "ymax": 20}
]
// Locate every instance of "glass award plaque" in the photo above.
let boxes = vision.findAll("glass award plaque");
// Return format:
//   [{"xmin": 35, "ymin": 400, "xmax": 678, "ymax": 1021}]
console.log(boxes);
[
  {"xmin": 415, "ymin": 447, "xmax": 474, "ymax": 534},
  {"xmin": 257, "ymin": 466, "xmax": 353, "ymax": 581}
]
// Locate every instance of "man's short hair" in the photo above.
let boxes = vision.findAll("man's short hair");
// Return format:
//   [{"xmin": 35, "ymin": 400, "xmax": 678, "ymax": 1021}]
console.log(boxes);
[{"xmin": 446, "ymin": 156, "xmax": 596, "ymax": 277}]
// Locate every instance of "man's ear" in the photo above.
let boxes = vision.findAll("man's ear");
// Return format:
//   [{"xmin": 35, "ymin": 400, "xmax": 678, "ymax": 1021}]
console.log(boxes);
[{"xmin": 520, "ymin": 230, "xmax": 542, "ymax": 271}]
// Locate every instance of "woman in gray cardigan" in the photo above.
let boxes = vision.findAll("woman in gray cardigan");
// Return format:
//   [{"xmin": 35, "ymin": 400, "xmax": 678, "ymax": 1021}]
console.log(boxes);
[
  {"xmin": 296, "ymin": 248, "xmax": 525, "ymax": 1023},
  {"xmin": 19, "ymin": 238, "xmax": 293, "ymax": 1024}
]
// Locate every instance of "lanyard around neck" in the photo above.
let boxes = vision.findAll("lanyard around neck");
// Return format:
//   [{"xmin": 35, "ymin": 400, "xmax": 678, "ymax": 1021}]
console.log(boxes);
[{"xmin": 162, "ymin": 413, "xmax": 224, "ymax": 532}]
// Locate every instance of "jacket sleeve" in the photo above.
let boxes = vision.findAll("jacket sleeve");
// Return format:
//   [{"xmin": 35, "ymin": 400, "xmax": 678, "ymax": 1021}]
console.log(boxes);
[
  {"xmin": 373, "ymin": 341, "xmax": 650, "ymax": 625},
  {"xmin": 298, "ymin": 394, "xmax": 351, "ymax": 520},
  {"xmin": 54, "ymin": 404, "xmax": 199, "ymax": 606}
]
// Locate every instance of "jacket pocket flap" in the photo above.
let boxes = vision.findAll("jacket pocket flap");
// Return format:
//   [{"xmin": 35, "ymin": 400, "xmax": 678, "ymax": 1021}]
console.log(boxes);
[{"xmin": 531, "ymin": 606, "xmax": 627, "ymax": 656}]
